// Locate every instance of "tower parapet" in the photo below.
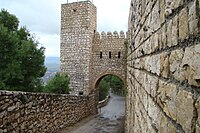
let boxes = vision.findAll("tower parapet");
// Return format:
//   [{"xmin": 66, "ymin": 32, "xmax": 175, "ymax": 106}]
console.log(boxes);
[
  {"xmin": 94, "ymin": 31, "xmax": 126, "ymax": 40},
  {"xmin": 113, "ymin": 31, "xmax": 119, "ymax": 38}
]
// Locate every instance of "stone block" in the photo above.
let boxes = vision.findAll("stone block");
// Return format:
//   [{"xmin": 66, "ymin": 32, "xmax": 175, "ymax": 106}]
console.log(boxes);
[
  {"xmin": 160, "ymin": 0, "xmax": 166, "ymax": 23},
  {"xmin": 179, "ymin": 8, "xmax": 189, "ymax": 41},
  {"xmin": 159, "ymin": 113, "xmax": 169, "ymax": 133},
  {"xmin": 176, "ymin": 89, "xmax": 194, "ymax": 133},
  {"xmin": 166, "ymin": 121, "xmax": 177, "ymax": 133},
  {"xmin": 161, "ymin": 24, "xmax": 167, "ymax": 49},
  {"xmin": 172, "ymin": 15, "xmax": 178, "ymax": 46},
  {"xmin": 7, "ymin": 105, "xmax": 16, "ymax": 112},
  {"xmin": 181, "ymin": 44, "xmax": 200, "ymax": 87},
  {"xmin": 144, "ymin": 74, "xmax": 158, "ymax": 98},
  {"xmin": 151, "ymin": 33, "xmax": 159, "ymax": 53},
  {"xmin": 134, "ymin": 58, "xmax": 145, "ymax": 69},
  {"xmin": 152, "ymin": 0, "xmax": 161, "ymax": 31},
  {"xmin": 169, "ymin": 49, "xmax": 184, "ymax": 81},
  {"xmin": 157, "ymin": 80, "xmax": 177, "ymax": 120},
  {"xmin": 166, "ymin": 20, "xmax": 172, "ymax": 47},
  {"xmin": 148, "ymin": 95, "xmax": 161, "ymax": 129},
  {"xmin": 144, "ymin": 39, "xmax": 151, "ymax": 55},
  {"xmin": 188, "ymin": 0, "xmax": 200, "ymax": 35},
  {"xmin": 195, "ymin": 97, "xmax": 200, "ymax": 133},
  {"xmin": 172, "ymin": 0, "xmax": 183, "ymax": 10},
  {"xmin": 160, "ymin": 52, "xmax": 170, "ymax": 78},
  {"xmin": 155, "ymin": 83, "xmax": 194, "ymax": 133},
  {"xmin": 169, "ymin": 44, "xmax": 200, "ymax": 87},
  {"xmin": 0, "ymin": 111, "xmax": 6, "ymax": 119},
  {"xmin": 145, "ymin": 54, "xmax": 160, "ymax": 76},
  {"xmin": 165, "ymin": 0, "xmax": 173, "ymax": 17}
]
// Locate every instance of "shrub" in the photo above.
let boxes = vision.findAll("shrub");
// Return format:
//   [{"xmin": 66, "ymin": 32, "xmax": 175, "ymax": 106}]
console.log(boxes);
[
  {"xmin": 44, "ymin": 73, "xmax": 70, "ymax": 94},
  {"xmin": 99, "ymin": 79, "xmax": 110, "ymax": 101}
]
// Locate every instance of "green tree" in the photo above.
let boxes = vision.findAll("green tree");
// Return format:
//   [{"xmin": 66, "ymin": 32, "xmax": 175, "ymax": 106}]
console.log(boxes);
[
  {"xmin": 0, "ymin": 9, "xmax": 19, "ymax": 31},
  {"xmin": 98, "ymin": 75, "xmax": 125, "ymax": 100},
  {"xmin": 0, "ymin": 9, "xmax": 46, "ymax": 91},
  {"xmin": 99, "ymin": 78, "xmax": 110, "ymax": 101},
  {"xmin": 44, "ymin": 73, "xmax": 70, "ymax": 94},
  {"xmin": 110, "ymin": 76, "xmax": 125, "ymax": 96}
]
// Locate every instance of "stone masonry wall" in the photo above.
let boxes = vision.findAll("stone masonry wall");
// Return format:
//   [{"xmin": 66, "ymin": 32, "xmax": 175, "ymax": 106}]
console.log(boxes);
[
  {"xmin": 126, "ymin": 0, "xmax": 200, "ymax": 132},
  {"xmin": 61, "ymin": 1, "xmax": 127, "ymax": 95},
  {"xmin": 60, "ymin": 1, "xmax": 96, "ymax": 95},
  {"xmin": 0, "ymin": 91, "xmax": 96, "ymax": 133},
  {"xmin": 90, "ymin": 31, "xmax": 127, "ymax": 90}
]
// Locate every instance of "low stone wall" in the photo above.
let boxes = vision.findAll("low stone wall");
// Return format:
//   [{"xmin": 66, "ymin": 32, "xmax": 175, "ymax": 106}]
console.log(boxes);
[
  {"xmin": 98, "ymin": 96, "xmax": 110, "ymax": 108},
  {"xmin": 0, "ymin": 90, "xmax": 97, "ymax": 133}
]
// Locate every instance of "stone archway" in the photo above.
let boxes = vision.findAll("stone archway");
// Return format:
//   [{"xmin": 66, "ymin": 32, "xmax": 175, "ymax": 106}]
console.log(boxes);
[
  {"xmin": 93, "ymin": 72, "xmax": 126, "ymax": 104},
  {"xmin": 93, "ymin": 72, "xmax": 126, "ymax": 90}
]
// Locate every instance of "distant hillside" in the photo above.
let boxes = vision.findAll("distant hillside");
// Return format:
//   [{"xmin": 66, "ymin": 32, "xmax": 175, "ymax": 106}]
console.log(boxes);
[
  {"xmin": 45, "ymin": 57, "xmax": 60, "ymax": 65},
  {"xmin": 43, "ymin": 57, "xmax": 60, "ymax": 83}
]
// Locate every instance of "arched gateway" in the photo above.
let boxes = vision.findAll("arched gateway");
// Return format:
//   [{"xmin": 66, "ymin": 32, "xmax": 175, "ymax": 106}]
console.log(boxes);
[{"xmin": 60, "ymin": 1, "xmax": 127, "ymax": 95}]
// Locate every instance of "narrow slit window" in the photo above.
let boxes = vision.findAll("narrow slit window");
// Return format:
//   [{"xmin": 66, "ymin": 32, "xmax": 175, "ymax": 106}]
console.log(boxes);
[
  {"xmin": 118, "ymin": 52, "xmax": 121, "ymax": 58},
  {"xmin": 109, "ymin": 52, "xmax": 111, "ymax": 58},
  {"xmin": 100, "ymin": 52, "xmax": 102, "ymax": 58}
]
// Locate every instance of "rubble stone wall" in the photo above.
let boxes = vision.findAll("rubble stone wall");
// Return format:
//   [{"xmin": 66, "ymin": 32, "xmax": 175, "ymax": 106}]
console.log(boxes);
[
  {"xmin": 126, "ymin": 0, "xmax": 200, "ymax": 132},
  {"xmin": 0, "ymin": 91, "xmax": 96, "ymax": 133}
]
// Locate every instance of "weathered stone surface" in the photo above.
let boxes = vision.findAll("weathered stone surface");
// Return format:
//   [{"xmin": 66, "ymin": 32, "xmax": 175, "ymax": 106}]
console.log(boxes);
[
  {"xmin": 176, "ymin": 89, "xmax": 194, "ymax": 133},
  {"xmin": 145, "ymin": 54, "xmax": 161, "ymax": 75},
  {"xmin": 172, "ymin": 15, "xmax": 178, "ymax": 46},
  {"xmin": 169, "ymin": 49, "xmax": 184, "ymax": 81},
  {"xmin": 166, "ymin": 20, "xmax": 172, "ymax": 47},
  {"xmin": 161, "ymin": 24, "xmax": 167, "ymax": 49},
  {"xmin": 171, "ymin": 0, "xmax": 183, "ymax": 10},
  {"xmin": 61, "ymin": 1, "xmax": 97, "ymax": 95},
  {"xmin": 181, "ymin": 44, "xmax": 200, "ymax": 87},
  {"xmin": 143, "ymin": 74, "xmax": 158, "ymax": 98},
  {"xmin": 188, "ymin": 0, "xmax": 200, "ymax": 35},
  {"xmin": 165, "ymin": 0, "xmax": 173, "ymax": 17},
  {"xmin": 195, "ymin": 97, "xmax": 200, "ymax": 133},
  {"xmin": 157, "ymin": 80, "xmax": 177, "ymax": 120},
  {"xmin": 160, "ymin": 0, "xmax": 166, "ymax": 23},
  {"xmin": 160, "ymin": 52, "xmax": 170, "ymax": 78},
  {"xmin": 126, "ymin": 0, "xmax": 200, "ymax": 132},
  {"xmin": 0, "ymin": 91, "xmax": 96, "ymax": 133},
  {"xmin": 179, "ymin": 8, "xmax": 189, "ymax": 40}
]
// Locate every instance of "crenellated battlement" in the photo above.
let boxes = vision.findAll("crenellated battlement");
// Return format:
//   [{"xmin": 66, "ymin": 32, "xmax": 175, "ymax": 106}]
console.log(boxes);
[{"xmin": 94, "ymin": 31, "xmax": 127, "ymax": 39}]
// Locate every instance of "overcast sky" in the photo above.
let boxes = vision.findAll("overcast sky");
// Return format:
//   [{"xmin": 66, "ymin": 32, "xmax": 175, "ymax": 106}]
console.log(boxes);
[{"xmin": 0, "ymin": 0, "xmax": 130, "ymax": 57}]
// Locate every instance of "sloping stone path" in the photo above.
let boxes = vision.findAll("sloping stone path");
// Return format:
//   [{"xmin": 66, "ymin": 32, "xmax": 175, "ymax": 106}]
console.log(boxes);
[{"xmin": 59, "ymin": 93, "xmax": 125, "ymax": 133}]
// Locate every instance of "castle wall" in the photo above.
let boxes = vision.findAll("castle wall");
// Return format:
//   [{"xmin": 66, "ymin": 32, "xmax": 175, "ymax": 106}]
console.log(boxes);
[
  {"xmin": 126, "ymin": 0, "xmax": 200, "ymax": 132},
  {"xmin": 90, "ymin": 31, "xmax": 127, "ymax": 89},
  {"xmin": 60, "ymin": 1, "xmax": 96, "ymax": 95},
  {"xmin": 0, "ymin": 91, "xmax": 96, "ymax": 133},
  {"xmin": 61, "ymin": 1, "xmax": 127, "ymax": 95}
]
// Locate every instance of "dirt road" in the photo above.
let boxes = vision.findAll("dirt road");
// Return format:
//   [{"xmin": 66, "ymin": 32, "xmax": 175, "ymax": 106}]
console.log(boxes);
[{"xmin": 59, "ymin": 93, "xmax": 125, "ymax": 133}]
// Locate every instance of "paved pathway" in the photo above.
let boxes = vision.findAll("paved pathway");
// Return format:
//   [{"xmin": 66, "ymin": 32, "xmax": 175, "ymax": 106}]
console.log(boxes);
[{"xmin": 59, "ymin": 93, "xmax": 125, "ymax": 133}]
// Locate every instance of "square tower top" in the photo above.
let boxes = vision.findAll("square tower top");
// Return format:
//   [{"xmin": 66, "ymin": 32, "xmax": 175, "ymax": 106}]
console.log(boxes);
[{"xmin": 65, "ymin": 0, "xmax": 93, "ymax": 4}]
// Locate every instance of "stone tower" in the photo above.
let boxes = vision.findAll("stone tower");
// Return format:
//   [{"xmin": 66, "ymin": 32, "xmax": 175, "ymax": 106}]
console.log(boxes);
[{"xmin": 60, "ymin": 1, "xmax": 96, "ymax": 95}]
